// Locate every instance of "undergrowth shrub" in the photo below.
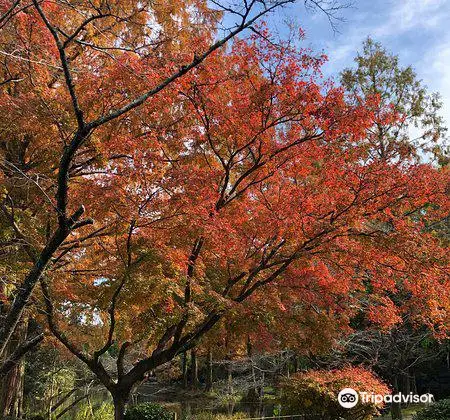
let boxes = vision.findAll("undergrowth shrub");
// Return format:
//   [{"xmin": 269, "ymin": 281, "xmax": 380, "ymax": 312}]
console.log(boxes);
[
  {"xmin": 412, "ymin": 399, "xmax": 450, "ymax": 420},
  {"xmin": 124, "ymin": 402, "xmax": 172, "ymax": 420},
  {"xmin": 279, "ymin": 366, "xmax": 389, "ymax": 420}
]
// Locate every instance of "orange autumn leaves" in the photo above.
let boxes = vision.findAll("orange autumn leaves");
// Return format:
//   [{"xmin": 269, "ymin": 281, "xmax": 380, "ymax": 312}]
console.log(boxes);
[
  {"xmin": 280, "ymin": 366, "xmax": 390, "ymax": 417},
  {"xmin": 1, "ymin": 0, "xmax": 448, "ymax": 358},
  {"xmin": 53, "ymin": 33, "xmax": 448, "ymax": 351}
]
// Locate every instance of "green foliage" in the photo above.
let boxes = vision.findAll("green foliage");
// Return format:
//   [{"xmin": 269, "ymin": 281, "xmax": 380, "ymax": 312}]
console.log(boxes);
[
  {"xmin": 4, "ymin": 417, "xmax": 45, "ymax": 420},
  {"xmin": 73, "ymin": 401, "xmax": 114, "ymax": 420},
  {"xmin": 273, "ymin": 405, "xmax": 282, "ymax": 416},
  {"xmin": 124, "ymin": 403, "xmax": 172, "ymax": 420},
  {"xmin": 412, "ymin": 399, "xmax": 450, "ymax": 420},
  {"xmin": 341, "ymin": 37, "xmax": 448, "ymax": 164},
  {"xmin": 186, "ymin": 412, "xmax": 247, "ymax": 420},
  {"xmin": 24, "ymin": 345, "xmax": 95, "ymax": 417},
  {"xmin": 183, "ymin": 413, "xmax": 213, "ymax": 420}
]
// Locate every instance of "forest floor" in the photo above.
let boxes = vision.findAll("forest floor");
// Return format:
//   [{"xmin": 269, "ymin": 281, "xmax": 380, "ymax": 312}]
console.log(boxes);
[{"xmin": 378, "ymin": 405, "xmax": 420, "ymax": 419}]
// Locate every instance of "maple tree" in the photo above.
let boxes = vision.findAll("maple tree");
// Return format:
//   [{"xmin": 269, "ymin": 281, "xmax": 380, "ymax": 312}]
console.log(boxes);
[
  {"xmin": 0, "ymin": 0, "xmax": 300, "ymax": 416},
  {"xmin": 42, "ymin": 34, "xmax": 448, "ymax": 415},
  {"xmin": 0, "ymin": 1, "xmax": 448, "ymax": 419},
  {"xmin": 0, "ymin": 0, "xmax": 350, "ymax": 417},
  {"xmin": 0, "ymin": 0, "xmax": 298, "ymax": 355}
]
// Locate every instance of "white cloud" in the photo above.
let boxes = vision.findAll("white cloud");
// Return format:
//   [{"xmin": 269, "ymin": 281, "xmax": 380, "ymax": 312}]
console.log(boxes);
[
  {"xmin": 373, "ymin": 0, "xmax": 447, "ymax": 37},
  {"xmin": 420, "ymin": 40, "xmax": 450, "ymax": 127},
  {"xmin": 315, "ymin": 0, "xmax": 450, "ymax": 128}
]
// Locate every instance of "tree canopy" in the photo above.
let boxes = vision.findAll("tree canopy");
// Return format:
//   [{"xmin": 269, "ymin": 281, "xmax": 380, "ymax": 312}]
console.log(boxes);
[{"xmin": 0, "ymin": 1, "xmax": 448, "ymax": 419}]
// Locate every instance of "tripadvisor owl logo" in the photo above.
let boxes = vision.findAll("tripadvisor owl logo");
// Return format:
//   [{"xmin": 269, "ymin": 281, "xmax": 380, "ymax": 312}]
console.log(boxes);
[
  {"xmin": 337, "ymin": 388, "xmax": 434, "ymax": 409},
  {"xmin": 338, "ymin": 388, "xmax": 359, "ymax": 408}
]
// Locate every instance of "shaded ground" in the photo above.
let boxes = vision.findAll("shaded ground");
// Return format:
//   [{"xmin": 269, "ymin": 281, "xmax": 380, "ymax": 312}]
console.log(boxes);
[
  {"xmin": 378, "ymin": 405, "xmax": 420, "ymax": 420},
  {"xmin": 136, "ymin": 381, "xmax": 434, "ymax": 419}
]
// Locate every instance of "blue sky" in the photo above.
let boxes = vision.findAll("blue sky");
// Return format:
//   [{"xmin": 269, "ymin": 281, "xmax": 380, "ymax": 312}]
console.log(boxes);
[{"xmin": 262, "ymin": 0, "xmax": 450, "ymax": 126}]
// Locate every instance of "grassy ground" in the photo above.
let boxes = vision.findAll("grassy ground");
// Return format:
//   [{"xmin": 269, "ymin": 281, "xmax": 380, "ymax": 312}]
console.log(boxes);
[{"xmin": 378, "ymin": 405, "xmax": 421, "ymax": 419}]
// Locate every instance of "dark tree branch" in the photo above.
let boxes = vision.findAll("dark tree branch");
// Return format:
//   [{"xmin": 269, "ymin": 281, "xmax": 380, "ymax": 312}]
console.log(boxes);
[
  {"xmin": 0, "ymin": 0, "xmax": 21, "ymax": 26},
  {"xmin": 0, "ymin": 332, "xmax": 43, "ymax": 377},
  {"xmin": 0, "ymin": 205, "xmax": 92, "ymax": 358},
  {"xmin": 94, "ymin": 220, "xmax": 136, "ymax": 361},
  {"xmin": 32, "ymin": 0, "xmax": 85, "ymax": 128},
  {"xmin": 16, "ymin": 0, "xmax": 349, "ymax": 406},
  {"xmin": 40, "ymin": 277, "xmax": 116, "ymax": 391},
  {"xmin": 86, "ymin": 0, "xmax": 296, "ymax": 130}
]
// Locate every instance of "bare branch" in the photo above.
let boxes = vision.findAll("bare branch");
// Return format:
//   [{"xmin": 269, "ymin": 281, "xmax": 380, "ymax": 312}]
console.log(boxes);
[{"xmin": 0, "ymin": 333, "xmax": 43, "ymax": 377}]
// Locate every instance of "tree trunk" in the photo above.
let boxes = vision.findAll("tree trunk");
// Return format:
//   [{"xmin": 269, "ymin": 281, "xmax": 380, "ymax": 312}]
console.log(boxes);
[
  {"xmin": 113, "ymin": 394, "xmax": 129, "ymax": 420},
  {"xmin": 411, "ymin": 373, "xmax": 417, "ymax": 395},
  {"xmin": 0, "ymin": 360, "xmax": 24, "ymax": 417},
  {"xmin": 391, "ymin": 375, "xmax": 402, "ymax": 420},
  {"xmin": 403, "ymin": 370, "xmax": 410, "ymax": 406},
  {"xmin": 182, "ymin": 352, "xmax": 188, "ymax": 389},
  {"xmin": 246, "ymin": 335, "xmax": 252, "ymax": 357},
  {"xmin": 0, "ymin": 316, "xmax": 28, "ymax": 417},
  {"xmin": 17, "ymin": 359, "xmax": 25, "ymax": 419},
  {"xmin": 206, "ymin": 349, "xmax": 213, "ymax": 392},
  {"xmin": 293, "ymin": 354, "xmax": 299, "ymax": 373},
  {"xmin": 391, "ymin": 401, "xmax": 402, "ymax": 420},
  {"xmin": 227, "ymin": 361, "xmax": 233, "ymax": 395},
  {"xmin": 189, "ymin": 349, "xmax": 199, "ymax": 389}
]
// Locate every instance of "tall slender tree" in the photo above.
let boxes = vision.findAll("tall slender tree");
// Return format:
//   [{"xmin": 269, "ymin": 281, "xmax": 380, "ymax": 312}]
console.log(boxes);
[{"xmin": 341, "ymin": 37, "xmax": 448, "ymax": 164}]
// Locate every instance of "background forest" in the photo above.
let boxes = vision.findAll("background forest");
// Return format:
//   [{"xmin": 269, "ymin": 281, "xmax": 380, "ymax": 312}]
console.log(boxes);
[{"xmin": 0, "ymin": 1, "xmax": 448, "ymax": 420}]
